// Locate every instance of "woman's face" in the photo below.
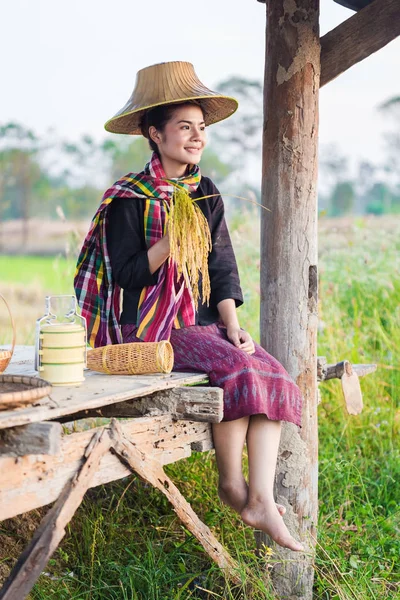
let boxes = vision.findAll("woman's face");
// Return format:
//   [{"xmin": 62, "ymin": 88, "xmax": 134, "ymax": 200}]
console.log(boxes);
[{"xmin": 149, "ymin": 104, "xmax": 207, "ymax": 172}]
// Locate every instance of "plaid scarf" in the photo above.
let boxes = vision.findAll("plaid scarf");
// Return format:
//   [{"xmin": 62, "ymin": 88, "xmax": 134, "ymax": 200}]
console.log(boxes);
[{"xmin": 74, "ymin": 152, "xmax": 201, "ymax": 347}]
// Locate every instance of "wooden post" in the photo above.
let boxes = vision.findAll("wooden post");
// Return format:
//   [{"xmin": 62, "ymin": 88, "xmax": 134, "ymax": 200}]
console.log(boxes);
[{"xmin": 259, "ymin": 0, "xmax": 320, "ymax": 598}]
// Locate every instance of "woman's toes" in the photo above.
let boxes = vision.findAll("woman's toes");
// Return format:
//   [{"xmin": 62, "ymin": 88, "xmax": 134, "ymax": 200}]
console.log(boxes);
[{"xmin": 276, "ymin": 503, "xmax": 286, "ymax": 516}]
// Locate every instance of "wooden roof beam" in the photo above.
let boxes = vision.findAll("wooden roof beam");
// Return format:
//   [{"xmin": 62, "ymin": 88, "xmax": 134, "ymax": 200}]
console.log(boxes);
[{"xmin": 320, "ymin": 0, "xmax": 400, "ymax": 87}]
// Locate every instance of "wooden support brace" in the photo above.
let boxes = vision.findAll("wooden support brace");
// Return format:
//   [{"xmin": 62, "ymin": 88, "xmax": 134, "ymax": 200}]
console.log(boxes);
[
  {"xmin": 320, "ymin": 0, "xmax": 400, "ymax": 87},
  {"xmin": 0, "ymin": 415, "xmax": 214, "ymax": 522},
  {"xmin": 0, "ymin": 422, "xmax": 62, "ymax": 457},
  {"xmin": 108, "ymin": 419, "xmax": 240, "ymax": 583},
  {"xmin": 317, "ymin": 358, "xmax": 377, "ymax": 381},
  {"xmin": 191, "ymin": 438, "xmax": 215, "ymax": 452},
  {"xmin": 55, "ymin": 386, "xmax": 223, "ymax": 424},
  {"xmin": 0, "ymin": 429, "xmax": 111, "ymax": 600},
  {"xmin": 318, "ymin": 359, "xmax": 376, "ymax": 415}
]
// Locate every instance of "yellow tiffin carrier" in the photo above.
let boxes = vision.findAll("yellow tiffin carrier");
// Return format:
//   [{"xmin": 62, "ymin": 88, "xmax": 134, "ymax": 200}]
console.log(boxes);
[
  {"xmin": 35, "ymin": 295, "xmax": 87, "ymax": 387},
  {"xmin": 38, "ymin": 323, "xmax": 86, "ymax": 386}
]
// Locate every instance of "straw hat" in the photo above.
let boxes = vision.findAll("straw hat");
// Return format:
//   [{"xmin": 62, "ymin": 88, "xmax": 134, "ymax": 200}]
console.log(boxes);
[{"xmin": 104, "ymin": 61, "xmax": 238, "ymax": 135}]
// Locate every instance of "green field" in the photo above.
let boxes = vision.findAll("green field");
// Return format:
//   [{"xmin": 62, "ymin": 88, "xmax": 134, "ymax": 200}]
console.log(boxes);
[{"xmin": 0, "ymin": 215, "xmax": 399, "ymax": 599}]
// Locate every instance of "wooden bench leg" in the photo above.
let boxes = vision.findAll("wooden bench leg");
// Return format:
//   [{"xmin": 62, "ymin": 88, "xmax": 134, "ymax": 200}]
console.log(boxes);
[
  {"xmin": 109, "ymin": 419, "xmax": 240, "ymax": 584},
  {"xmin": 0, "ymin": 429, "xmax": 111, "ymax": 600},
  {"xmin": 0, "ymin": 419, "xmax": 240, "ymax": 600}
]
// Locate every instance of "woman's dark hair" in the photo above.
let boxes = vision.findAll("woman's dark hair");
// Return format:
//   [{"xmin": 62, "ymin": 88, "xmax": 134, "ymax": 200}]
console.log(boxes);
[{"xmin": 140, "ymin": 101, "xmax": 205, "ymax": 154}]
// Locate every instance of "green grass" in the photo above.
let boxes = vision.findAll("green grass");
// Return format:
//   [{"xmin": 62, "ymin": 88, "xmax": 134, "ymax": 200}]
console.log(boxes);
[
  {"xmin": 1, "ymin": 215, "xmax": 399, "ymax": 599},
  {"xmin": 0, "ymin": 255, "xmax": 75, "ymax": 295}
]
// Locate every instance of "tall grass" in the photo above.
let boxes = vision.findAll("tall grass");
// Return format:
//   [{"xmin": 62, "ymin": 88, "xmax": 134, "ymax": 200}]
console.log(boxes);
[{"xmin": 0, "ymin": 214, "xmax": 399, "ymax": 599}]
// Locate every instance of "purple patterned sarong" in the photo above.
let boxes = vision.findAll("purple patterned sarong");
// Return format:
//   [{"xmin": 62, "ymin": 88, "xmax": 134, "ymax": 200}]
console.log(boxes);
[{"xmin": 122, "ymin": 322, "xmax": 302, "ymax": 426}]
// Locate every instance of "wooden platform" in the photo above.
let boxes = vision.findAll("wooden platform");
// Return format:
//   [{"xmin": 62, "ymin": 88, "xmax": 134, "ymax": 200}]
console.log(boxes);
[{"xmin": 0, "ymin": 347, "xmax": 238, "ymax": 600}]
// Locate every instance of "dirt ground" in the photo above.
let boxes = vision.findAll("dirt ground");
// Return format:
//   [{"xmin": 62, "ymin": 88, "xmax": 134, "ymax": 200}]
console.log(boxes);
[{"xmin": 0, "ymin": 510, "xmax": 44, "ymax": 583}]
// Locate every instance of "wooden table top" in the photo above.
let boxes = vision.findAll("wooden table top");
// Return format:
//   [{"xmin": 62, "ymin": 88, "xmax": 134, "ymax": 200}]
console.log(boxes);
[{"xmin": 0, "ymin": 346, "xmax": 207, "ymax": 430}]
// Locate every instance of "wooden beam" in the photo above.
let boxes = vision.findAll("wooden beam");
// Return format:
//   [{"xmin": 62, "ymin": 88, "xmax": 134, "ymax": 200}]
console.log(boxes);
[
  {"xmin": 320, "ymin": 0, "xmax": 400, "ymax": 87},
  {"xmin": 319, "ymin": 359, "xmax": 377, "ymax": 381},
  {"xmin": 317, "ymin": 358, "xmax": 377, "ymax": 381},
  {"xmin": 260, "ymin": 0, "xmax": 320, "ymax": 598},
  {"xmin": 0, "ymin": 415, "xmax": 213, "ymax": 522},
  {"xmin": 0, "ymin": 422, "xmax": 62, "ymax": 457},
  {"xmin": 109, "ymin": 419, "xmax": 240, "ymax": 583},
  {"xmin": 0, "ymin": 430, "xmax": 111, "ymax": 600},
  {"xmin": 0, "ymin": 366, "xmax": 207, "ymax": 431},
  {"xmin": 54, "ymin": 386, "xmax": 223, "ymax": 424}
]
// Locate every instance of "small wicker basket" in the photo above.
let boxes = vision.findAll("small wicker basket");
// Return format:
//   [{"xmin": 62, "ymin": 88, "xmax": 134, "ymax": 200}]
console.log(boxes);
[
  {"xmin": 87, "ymin": 341, "xmax": 174, "ymax": 375},
  {"xmin": 0, "ymin": 375, "xmax": 52, "ymax": 411},
  {"xmin": 0, "ymin": 294, "xmax": 16, "ymax": 374}
]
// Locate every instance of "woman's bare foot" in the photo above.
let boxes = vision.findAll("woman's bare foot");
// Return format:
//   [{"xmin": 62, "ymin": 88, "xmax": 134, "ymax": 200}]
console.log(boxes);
[
  {"xmin": 241, "ymin": 498, "xmax": 304, "ymax": 552},
  {"xmin": 218, "ymin": 480, "xmax": 287, "ymax": 518}
]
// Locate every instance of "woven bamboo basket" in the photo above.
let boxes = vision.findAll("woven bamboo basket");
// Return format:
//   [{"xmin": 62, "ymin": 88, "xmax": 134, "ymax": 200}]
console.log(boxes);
[
  {"xmin": 0, "ymin": 294, "xmax": 16, "ymax": 374},
  {"xmin": 0, "ymin": 375, "xmax": 52, "ymax": 411},
  {"xmin": 87, "ymin": 341, "xmax": 174, "ymax": 375}
]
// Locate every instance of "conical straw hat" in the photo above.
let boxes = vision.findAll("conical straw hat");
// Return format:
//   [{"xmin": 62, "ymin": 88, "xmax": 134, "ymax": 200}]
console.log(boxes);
[{"xmin": 104, "ymin": 61, "xmax": 238, "ymax": 135}]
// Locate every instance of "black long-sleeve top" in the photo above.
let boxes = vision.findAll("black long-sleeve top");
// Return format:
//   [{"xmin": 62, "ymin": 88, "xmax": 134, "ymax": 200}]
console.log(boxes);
[{"xmin": 106, "ymin": 176, "xmax": 243, "ymax": 325}]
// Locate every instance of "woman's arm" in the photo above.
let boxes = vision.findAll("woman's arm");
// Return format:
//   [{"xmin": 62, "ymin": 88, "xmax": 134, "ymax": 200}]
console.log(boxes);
[
  {"xmin": 217, "ymin": 298, "xmax": 255, "ymax": 355},
  {"xmin": 107, "ymin": 199, "xmax": 170, "ymax": 288}
]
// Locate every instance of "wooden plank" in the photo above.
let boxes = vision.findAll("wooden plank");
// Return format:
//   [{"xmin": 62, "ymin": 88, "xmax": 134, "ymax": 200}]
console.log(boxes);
[
  {"xmin": 0, "ymin": 414, "xmax": 213, "ymax": 522},
  {"xmin": 320, "ymin": 0, "xmax": 400, "ymax": 87},
  {"xmin": 341, "ymin": 369, "xmax": 363, "ymax": 415},
  {"xmin": 352, "ymin": 364, "xmax": 377, "ymax": 378},
  {"xmin": 259, "ymin": 1, "xmax": 319, "ymax": 598},
  {"xmin": 109, "ymin": 419, "xmax": 239, "ymax": 583},
  {"xmin": 55, "ymin": 386, "xmax": 223, "ymax": 424},
  {"xmin": 0, "ymin": 429, "xmax": 111, "ymax": 600},
  {"xmin": 0, "ymin": 346, "xmax": 207, "ymax": 430},
  {"xmin": 0, "ymin": 422, "xmax": 62, "ymax": 457}
]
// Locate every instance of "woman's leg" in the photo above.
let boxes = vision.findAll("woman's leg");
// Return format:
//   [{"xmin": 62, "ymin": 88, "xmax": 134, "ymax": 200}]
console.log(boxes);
[
  {"xmin": 212, "ymin": 417, "xmax": 250, "ymax": 513},
  {"xmin": 241, "ymin": 415, "xmax": 304, "ymax": 552},
  {"xmin": 212, "ymin": 418, "xmax": 287, "ymax": 517}
]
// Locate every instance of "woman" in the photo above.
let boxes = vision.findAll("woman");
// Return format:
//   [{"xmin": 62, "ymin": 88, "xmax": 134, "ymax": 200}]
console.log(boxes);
[{"xmin": 75, "ymin": 61, "xmax": 304, "ymax": 552}]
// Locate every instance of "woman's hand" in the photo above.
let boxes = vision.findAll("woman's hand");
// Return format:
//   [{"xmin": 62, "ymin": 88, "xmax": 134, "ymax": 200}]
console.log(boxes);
[
  {"xmin": 226, "ymin": 326, "xmax": 255, "ymax": 355},
  {"xmin": 148, "ymin": 233, "xmax": 170, "ymax": 274}
]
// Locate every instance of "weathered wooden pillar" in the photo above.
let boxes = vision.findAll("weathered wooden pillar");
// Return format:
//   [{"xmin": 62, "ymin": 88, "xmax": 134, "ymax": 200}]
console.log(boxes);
[{"xmin": 259, "ymin": 0, "xmax": 320, "ymax": 598}]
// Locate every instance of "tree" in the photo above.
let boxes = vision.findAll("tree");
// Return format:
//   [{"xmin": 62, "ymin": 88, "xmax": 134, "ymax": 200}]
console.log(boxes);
[
  {"xmin": 329, "ymin": 181, "xmax": 355, "ymax": 216},
  {"xmin": 0, "ymin": 123, "xmax": 45, "ymax": 246},
  {"xmin": 209, "ymin": 77, "xmax": 263, "ymax": 182},
  {"xmin": 364, "ymin": 182, "xmax": 395, "ymax": 215},
  {"xmin": 101, "ymin": 136, "xmax": 150, "ymax": 183},
  {"xmin": 378, "ymin": 96, "xmax": 400, "ymax": 191},
  {"xmin": 61, "ymin": 134, "xmax": 108, "ymax": 188}
]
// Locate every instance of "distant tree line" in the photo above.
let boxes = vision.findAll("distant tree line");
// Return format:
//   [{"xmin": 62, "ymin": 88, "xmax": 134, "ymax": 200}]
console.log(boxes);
[
  {"xmin": 318, "ymin": 95, "xmax": 400, "ymax": 217},
  {"xmin": 1, "ymin": 80, "xmax": 399, "ymax": 236}
]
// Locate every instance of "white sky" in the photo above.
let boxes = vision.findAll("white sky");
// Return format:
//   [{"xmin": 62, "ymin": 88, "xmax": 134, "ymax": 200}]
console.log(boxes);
[{"xmin": 1, "ymin": 0, "xmax": 399, "ymax": 175}]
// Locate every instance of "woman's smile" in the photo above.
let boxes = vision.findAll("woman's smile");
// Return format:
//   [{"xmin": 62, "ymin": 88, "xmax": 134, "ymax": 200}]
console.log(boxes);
[{"xmin": 185, "ymin": 146, "xmax": 202, "ymax": 154}]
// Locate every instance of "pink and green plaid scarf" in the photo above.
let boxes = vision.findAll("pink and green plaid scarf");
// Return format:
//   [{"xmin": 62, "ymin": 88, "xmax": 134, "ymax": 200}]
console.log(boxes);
[{"xmin": 74, "ymin": 152, "xmax": 201, "ymax": 347}]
